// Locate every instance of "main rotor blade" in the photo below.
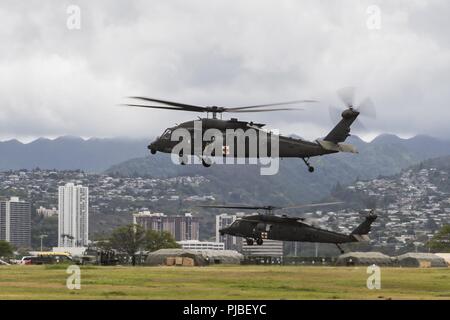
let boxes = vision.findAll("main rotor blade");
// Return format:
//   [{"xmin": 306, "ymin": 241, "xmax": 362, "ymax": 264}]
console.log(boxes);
[
  {"xmin": 127, "ymin": 97, "xmax": 315, "ymax": 114},
  {"xmin": 121, "ymin": 104, "xmax": 199, "ymax": 112},
  {"xmin": 198, "ymin": 204, "xmax": 279, "ymax": 211},
  {"xmin": 200, "ymin": 202, "xmax": 343, "ymax": 211},
  {"xmin": 337, "ymin": 87, "xmax": 355, "ymax": 108},
  {"xmin": 226, "ymin": 100, "xmax": 317, "ymax": 111},
  {"xmin": 128, "ymin": 97, "xmax": 206, "ymax": 112},
  {"xmin": 230, "ymin": 108, "xmax": 303, "ymax": 113},
  {"xmin": 280, "ymin": 201, "xmax": 344, "ymax": 210}
]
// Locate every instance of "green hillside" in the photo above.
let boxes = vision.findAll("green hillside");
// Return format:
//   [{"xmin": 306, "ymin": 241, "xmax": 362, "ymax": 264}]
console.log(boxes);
[{"xmin": 104, "ymin": 136, "xmax": 434, "ymax": 204}]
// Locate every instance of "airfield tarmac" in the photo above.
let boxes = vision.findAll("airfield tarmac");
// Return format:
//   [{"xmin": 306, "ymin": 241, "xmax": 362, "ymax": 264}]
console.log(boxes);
[{"xmin": 0, "ymin": 265, "xmax": 449, "ymax": 300}]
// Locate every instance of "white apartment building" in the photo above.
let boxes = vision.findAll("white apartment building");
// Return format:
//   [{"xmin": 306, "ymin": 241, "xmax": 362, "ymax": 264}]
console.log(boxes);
[
  {"xmin": 0, "ymin": 197, "xmax": 31, "ymax": 248},
  {"xmin": 58, "ymin": 183, "xmax": 89, "ymax": 247}
]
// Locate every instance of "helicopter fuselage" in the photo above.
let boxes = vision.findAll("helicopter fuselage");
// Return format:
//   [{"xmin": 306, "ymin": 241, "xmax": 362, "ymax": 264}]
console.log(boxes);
[
  {"xmin": 220, "ymin": 215, "xmax": 354, "ymax": 244},
  {"xmin": 126, "ymin": 91, "xmax": 363, "ymax": 171},
  {"xmin": 219, "ymin": 212, "xmax": 377, "ymax": 247},
  {"xmin": 148, "ymin": 118, "xmax": 336, "ymax": 159}
]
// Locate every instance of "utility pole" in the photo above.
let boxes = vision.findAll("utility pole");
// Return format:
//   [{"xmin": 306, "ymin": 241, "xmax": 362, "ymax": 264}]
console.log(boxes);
[{"xmin": 39, "ymin": 234, "xmax": 48, "ymax": 252}]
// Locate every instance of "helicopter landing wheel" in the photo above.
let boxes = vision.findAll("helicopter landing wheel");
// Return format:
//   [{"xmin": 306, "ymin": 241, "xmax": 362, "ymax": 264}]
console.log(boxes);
[
  {"xmin": 256, "ymin": 238, "xmax": 263, "ymax": 245},
  {"xmin": 202, "ymin": 157, "xmax": 212, "ymax": 168},
  {"xmin": 179, "ymin": 154, "xmax": 188, "ymax": 165},
  {"xmin": 302, "ymin": 157, "xmax": 315, "ymax": 173},
  {"xmin": 246, "ymin": 238, "xmax": 254, "ymax": 246},
  {"xmin": 150, "ymin": 149, "xmax": 157, "ymax": 155}
]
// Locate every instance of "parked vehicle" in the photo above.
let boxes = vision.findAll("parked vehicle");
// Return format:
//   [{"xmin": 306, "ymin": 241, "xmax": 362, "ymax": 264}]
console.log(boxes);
[
  {"xmin": 20, "ymin": 256, "xmax": 34, "ymax": 265},
  {"xmin": 19, "ymin": 252, "xmax": 73, "ymax": 265}
]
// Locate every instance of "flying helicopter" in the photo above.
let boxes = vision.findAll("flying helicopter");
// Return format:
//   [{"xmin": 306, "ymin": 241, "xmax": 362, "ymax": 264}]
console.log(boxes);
[
  {"xmin": 123, "ymin": 87, "xmax": 375, "ymax": 172},
  {"xmin": 199, "ymin": 202, "xmax": 377, "ymax": 253}
]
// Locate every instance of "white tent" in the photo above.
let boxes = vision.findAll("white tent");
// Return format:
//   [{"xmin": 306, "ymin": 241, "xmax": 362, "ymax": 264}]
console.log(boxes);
[{"xmin": 433, "ymin": 253, "xmax": 450, "ymax": 266}]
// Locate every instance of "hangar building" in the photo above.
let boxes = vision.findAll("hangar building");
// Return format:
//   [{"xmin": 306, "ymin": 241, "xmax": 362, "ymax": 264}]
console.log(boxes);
[{"xmin": 395, "ymin": 253, "xmax": 448, "ymax": 268}]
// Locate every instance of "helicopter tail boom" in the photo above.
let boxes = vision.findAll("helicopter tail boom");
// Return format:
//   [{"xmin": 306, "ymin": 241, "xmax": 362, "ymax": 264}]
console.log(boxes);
[
  {"xmin": 316, "ymin": 139, "xmax": 358, "ymax": 154},
  {"xmin": 350, "ymin": 213, "xmax": 377, "ymax": 241},
  {"xmin": 323, "ymin": 108, "xmax": 360, "ymax": 144}
]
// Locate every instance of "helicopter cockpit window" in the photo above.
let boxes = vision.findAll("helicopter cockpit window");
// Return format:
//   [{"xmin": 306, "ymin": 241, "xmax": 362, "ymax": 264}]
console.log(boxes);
[
  {"xmin": 162, "ymin": 129, "xmax": 172, "ymax": 139},
  {"xmin": 231, "ymin": 220, "xmax": 241, "ymax": 228}
]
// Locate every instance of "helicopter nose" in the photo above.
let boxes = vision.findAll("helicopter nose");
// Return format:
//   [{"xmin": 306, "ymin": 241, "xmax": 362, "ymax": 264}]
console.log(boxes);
[
  {"xmin": 148, "ymin": 140, "xmax": 159, "ymax": 154},
  {"xmin": 149, "ymin": 137, "xmax": 160, "ymax": 147}
]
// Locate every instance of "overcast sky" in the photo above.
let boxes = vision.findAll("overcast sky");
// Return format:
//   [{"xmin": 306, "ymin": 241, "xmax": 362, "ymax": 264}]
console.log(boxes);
[{"xmin": 0, "ymin": 0, "xmax": 449, "ymax": 142}]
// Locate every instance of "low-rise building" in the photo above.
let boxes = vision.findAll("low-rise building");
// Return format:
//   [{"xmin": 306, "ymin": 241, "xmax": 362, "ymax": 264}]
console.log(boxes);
[
  {"xmin": 133, "ymin": 211, "xmax": 199, "ymax": 241},
  {"xmin": 178, "ymin": 240, "xmax": 225, "ymax": 251},
  {"xmin": 241, "ymin": 239, "xmax": 284, "ymax": 258},
  {"xmin": 36, "ymin": 206, "xmax": 58, "ymax": 218}
]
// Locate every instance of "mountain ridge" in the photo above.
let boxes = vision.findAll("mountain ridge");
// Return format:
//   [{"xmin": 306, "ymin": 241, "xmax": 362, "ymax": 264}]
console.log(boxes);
[
  {"xmin": 1, "ymin": 134, "xmax": 449, "ymax": 175},
  {"xmin": 0, "ymin": 136, "xmax": 150, "ymax": 172}
]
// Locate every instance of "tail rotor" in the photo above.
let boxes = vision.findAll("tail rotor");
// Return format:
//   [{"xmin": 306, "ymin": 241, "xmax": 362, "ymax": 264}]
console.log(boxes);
[{"xmin": 330, "ymin": 87, "xmax": 377, "ymax": 134}]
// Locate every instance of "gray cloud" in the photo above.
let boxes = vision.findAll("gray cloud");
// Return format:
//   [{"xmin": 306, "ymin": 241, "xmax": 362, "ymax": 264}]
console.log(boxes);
[{"xmin": 0, "ymin": 0, "xmax": 449, "ymax": 142}]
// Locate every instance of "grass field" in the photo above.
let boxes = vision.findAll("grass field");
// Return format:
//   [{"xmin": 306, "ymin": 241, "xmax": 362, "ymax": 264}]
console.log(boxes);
[{"xmin": 0, "ymin": 265, "xmax": 449, "ymax": 300}]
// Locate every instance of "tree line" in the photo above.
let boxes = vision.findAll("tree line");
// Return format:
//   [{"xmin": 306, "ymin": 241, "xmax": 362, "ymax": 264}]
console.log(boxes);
[{"xmin": 96, "ymin": 224, "xmax": 180, "ymax": 265}]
